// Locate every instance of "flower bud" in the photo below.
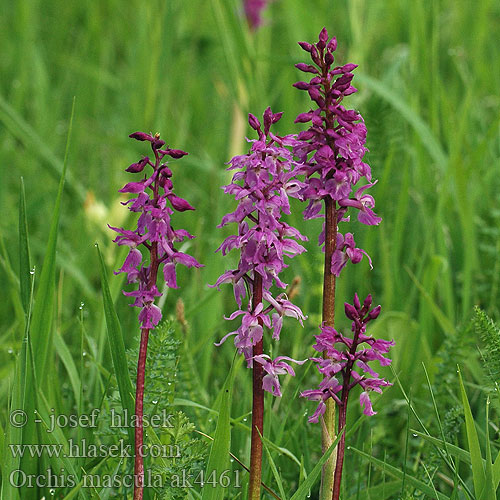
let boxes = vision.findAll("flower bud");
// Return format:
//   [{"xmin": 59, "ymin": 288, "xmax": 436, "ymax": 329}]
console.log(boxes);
[
  {"xmin": 126, "ymin": 156, "xmax": 149, "ymax": 173},
  {"xmin": 298, "ymin": 41, "xmax": 313, "ymax": 53},
  {"xmin": 325, "ymin": 52, "xmax": 334, "ymax": 66},
  {"xmin": 293, "ymin": 81, "xmax": 310, "ymax": 90},
  {"xmin": 295, "ymin": 63, "xmax": 319, "ymax": 74},
  {"xmin": 368, "ymin": 305, "xmax": 381, "ymax": 320},
  {"xmin": 248, "ymin": 113, "xmax": 261, "ymax": 131},
  {"xmin": 353, "ymin": 293, "xmax": 361, "ymax": 310},
  {"xmin": 327, "ymin": 37, "xmax": 337, "ymax": 52},
  {"xmin": 345, "ymin": 302, "xmax": 358, "ymax": 320}
]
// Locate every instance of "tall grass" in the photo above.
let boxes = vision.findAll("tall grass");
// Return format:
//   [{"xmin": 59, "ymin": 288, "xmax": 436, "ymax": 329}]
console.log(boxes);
[{"xmin": 1, "ymin": 0, "xmax": 499, "ymax": 498}]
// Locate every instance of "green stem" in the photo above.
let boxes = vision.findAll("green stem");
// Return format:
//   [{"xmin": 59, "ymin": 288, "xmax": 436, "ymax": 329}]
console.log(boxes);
[{"xmin": 319, "ymin": 196, "xmax": 338, "ymax": 500}]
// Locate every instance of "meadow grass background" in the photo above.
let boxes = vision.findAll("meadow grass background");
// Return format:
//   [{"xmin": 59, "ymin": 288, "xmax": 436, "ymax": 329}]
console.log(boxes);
[{"xmin": 0, "ymin": 0, "xmax": 499, "ymax": 498}]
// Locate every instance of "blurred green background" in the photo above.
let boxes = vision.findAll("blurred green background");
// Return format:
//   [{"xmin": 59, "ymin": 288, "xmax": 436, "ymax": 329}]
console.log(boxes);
[{"xmin": 1, "ymin": 0, "xmax": 499, "ymax": 498}]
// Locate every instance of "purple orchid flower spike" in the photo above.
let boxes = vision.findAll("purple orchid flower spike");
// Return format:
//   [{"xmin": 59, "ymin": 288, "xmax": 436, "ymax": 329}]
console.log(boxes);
[
  {"xmin": 212, "ymin": 108, "xmax": 307, "ymax": 500},
  {"xmin": 293, "ymin": 27, "xmax": 381, "ymax": 277},
  {"xmin": 110, "ymin": 132, "xmax": 202, "ymax": 500},
  {"xmin": 301, "ymin": 293, "xmax": 393, "ymax": 500}
]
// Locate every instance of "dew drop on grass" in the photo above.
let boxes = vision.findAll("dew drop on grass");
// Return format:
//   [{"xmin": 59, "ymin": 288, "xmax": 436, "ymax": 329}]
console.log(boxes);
[
  {"xmin": 346, "ymin": 446, "xmax": 350, "ymax": 450},
  {"xmin": 30, "ymin": 268, "xmax": 35, "ymax": 275},
  {"xmin": 152, "ymin": 400, "xmax": 158, "ymax": 404},
  {"xmin": 82, "ymin": 351, "xmax": 87, "ymax": 357},
  {"xmin": 243, "ymin": 417, "xmax": 247, "ymax": 422},
  {"xmin": 412, "ymin": 433, "xmax": 418, "ymax": 437},
  {"xmin": 79, "ymin": 302, "xmax": 85, "ymax": 310},
  {"xmin": 49, "ymin": 488, "xmax": 55, "ymax": 496},
  {"xmin": 8, "ymin": 348, "xmax": 13, "ymax": 354}
]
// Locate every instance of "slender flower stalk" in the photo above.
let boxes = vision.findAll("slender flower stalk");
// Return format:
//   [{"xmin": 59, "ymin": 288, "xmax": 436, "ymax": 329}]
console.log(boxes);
[
  {"xmin": 301, "ymin": 295, "xmax": 393, "ymax": 500},
  {"xmin": 110, "ymin": 132, "xmax": 202, "ymax": 500},
  {"xmin": 292, "ymin": 28, "xmax": 381, "ymax": 499},
  {"xmin": 213, "ymin": 108, "xmax": 306, "ymax": 500}
]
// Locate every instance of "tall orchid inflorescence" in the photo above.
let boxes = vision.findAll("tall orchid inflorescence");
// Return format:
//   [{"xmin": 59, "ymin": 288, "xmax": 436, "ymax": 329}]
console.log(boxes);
[
  {"xmin": 110, "ymin": 132, "xmax": 202, "ymax": 500},
  {"xmin": 293, "ymin": 27, "xmax": 381, "ymax": 272},
  {"xmin": 213, "ymin": 108, "xmax": 306, "ymax": 500},
  {"xmin": 292, "ymin": 28, "xmax": 387, "ymax": 500}
]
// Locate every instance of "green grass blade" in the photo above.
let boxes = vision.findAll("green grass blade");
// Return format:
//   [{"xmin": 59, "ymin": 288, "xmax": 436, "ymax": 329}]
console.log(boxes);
[
  {"xmin": 458, "ymin": 366, "xmax": 485, "ymax": 497},
  {"xmin": 493, "ymin": 449, "xmax": 500, "ymax": 489},
  {"xmin": 96, "ymin": 243, "xmax": 135, "ymax": 446},
  {"xmin": 0, "ymin": 92, "xmax": 85, "ymax": 202},
  {"xmin": 53, "ymin": 331, "xmax": 81, "ymax": 401},
  {"xmin": 350, "ymin": 447, "xmax": 451, "ymax": 500},
  {"xmin": 260, "ymin": 429, "xmax": 288, "ymax": 500},
  {"xmin": 29, "ymin": 97, "xmax": 75, "ymax": 384},
  {"xmin": 289, "ymin": 429, "xmax": 344, "ymax": 500},
  {"xmin": 18, "ymin": 177, "xmax": 31, "ymax": 314},
  {"xmin": 480, "ymin": 398, "xmax": 495, "ymax": 500},
  {"xmin": 346, "ymin": 480, "xmax": 402, "ymax": 500},
  {"xmin": 201, "ymin": 357, "xmax": 236, "ymax": 500},
  {"xmin": 356, "ymin": 73, "xmax": 448, "ymax": 170},
  {"xmin": 411, "ymin": 430, "xmax": 471, "ymax": 464}
]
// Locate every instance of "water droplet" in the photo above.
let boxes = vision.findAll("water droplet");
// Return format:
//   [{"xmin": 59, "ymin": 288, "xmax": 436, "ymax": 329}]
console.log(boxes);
[
  {"xmin": 243, "ymin": 417, "xmax": 248, "ymax": 422},
  {"xmin": 346, "ymin": 446, "xmax": 351, "ymax": 450},
  {"xmin": 94, "ymin": 243, "xmax": 98, "ymax": 248},
  {"xmin": 49, "ymin": 488, "xmax": 55, "ymax": 496},
  {"xmin": 82, "ymin": 351, "xmax": 87, "ymax": 357},
  {"xmin": 230, "ymin": 458, "xmax": 234, "ymax": 463},
  {"xmin": 412, "ymin": 433, "xmax": 418, "ymax": 437},
  {"xmin": 167, "ymin": 382, "xmax": 172, "ymax": 386},
  {"xmin": 8, "ymin": 348, "xmax": 13, "ymax": 354},
  {"xmin": 152, "ymin": 400, "xmax": 158, "ymax": 404},
  {"xmin": 30, "ymin": 268, "xmax": 35, "ymax": 275},
  {"xmin": 79, "ymin": 302, "xmax": 85, "ymax": 310}
]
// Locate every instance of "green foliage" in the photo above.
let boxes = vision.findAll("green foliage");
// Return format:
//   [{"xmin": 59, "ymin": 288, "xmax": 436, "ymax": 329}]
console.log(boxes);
[{"xmin": 474, "ymin": 306, "xmax": 500, "ymax": 400}]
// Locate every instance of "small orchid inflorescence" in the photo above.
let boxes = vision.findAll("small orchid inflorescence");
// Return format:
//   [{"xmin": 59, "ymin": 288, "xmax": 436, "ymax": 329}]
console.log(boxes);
[
  {"xmin": 301, "ymin": 293, "xmax": 393, "ymax": 423},
  {"xmin": 302, "ymin": 293, "xmax": 393, "ymax": 500}
]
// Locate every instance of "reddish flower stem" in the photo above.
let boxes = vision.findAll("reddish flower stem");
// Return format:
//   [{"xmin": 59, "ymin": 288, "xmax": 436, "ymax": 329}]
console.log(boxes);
[
  {"xmin": 332, "ymin": 320, "xmax": 362, "ymax": 500},
  {"xmin": 248, "ymin": 271, "xmax": 264, "ymax": 500},
  {"xmin": 133, "ymin": 327, "xmax": 149, "ymax": 500}
]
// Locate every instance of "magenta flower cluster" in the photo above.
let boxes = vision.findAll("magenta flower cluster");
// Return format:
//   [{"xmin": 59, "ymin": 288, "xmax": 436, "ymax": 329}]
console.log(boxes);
[
  {"xmin": 110, "ymin": 132, "xmax": 202, "ymax": 329},
  {"xmin": 213, "ymin": 108, "xmax": 307, "ymax": 396},
  {"xmin": 301, "ymin": 294, "xmax": 393, "ymax": 423},
  {"xmin": 293, "ymin": 28, "xmax": 381, "ymax": 276}
]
